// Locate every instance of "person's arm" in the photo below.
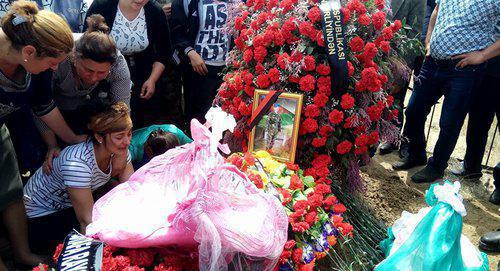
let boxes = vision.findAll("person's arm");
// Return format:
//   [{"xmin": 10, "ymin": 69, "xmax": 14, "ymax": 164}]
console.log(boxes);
[
  {"xmin": 67, "ymin": 187, "xmax": 94, "ymax": 234},
  {"xmin": 109, "ymin": 53, "xmax": 132, "ymax": 107},
  {"xmin": 425, "ymin": 4, "xmax": 439, "ymax": 56},
  {"xmin": 39, "ymin": 108, "xmax": 87, "ymax": 144},
  {"xmin": 118, "ymin": 162, "xmax": 134, "ymax": 182},
  {"xmin": 141, "ymin": 61, "xmax": 165, "ymax": 99},
  {"xmin": 453, "ymin": 40, "xmax": 500, "ymax": 68}
]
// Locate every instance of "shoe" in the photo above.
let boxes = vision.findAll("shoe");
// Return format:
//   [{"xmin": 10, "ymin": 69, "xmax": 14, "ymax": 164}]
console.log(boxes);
[
  {"xmin": 490, "ymin": 189, "xmax": 500, "ymax": 205},
  {"xmin": 379, "ymin": 142, "xmax": 396, "ymax": 155},
  {"xmin": 392, "ymin": 156, "xmax": 427, "ymax": 170},
  {"xmin": 411, "ymin": 165, "xmax": 444, "ymax": 183},
  {"xmin": 479, "ymin": 230, "xmax": 500, "ymax": 252},
  {"xmin": 398, "ymin": 139, "xmax": 410, "ymax": 159},
  {"xmin": 451, "ymin": 161, "xmax": 482, "ymax": 179}
]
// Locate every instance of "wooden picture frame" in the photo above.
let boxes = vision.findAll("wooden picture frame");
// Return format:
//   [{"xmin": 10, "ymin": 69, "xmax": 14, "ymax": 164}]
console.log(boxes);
[{"xmin": 248, "ymin": 90, "xmax": 303, "ymax": 163}]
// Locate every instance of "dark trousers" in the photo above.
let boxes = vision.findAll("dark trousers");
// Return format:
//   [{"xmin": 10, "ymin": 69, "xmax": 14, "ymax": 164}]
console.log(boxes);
[
  {"xmin": 182, "ymin": 64, "xmax": 224, "ymax": 124},
  {"xmin": 463, "ymin": 72, "xmax": 500, "ymax": 172},
  {"xmin": 404, "ymin": 56, "xmax": 487, "ymax": 171},
  {"xmin": 28, "ymin": 208, "xmax": 79, "ymax": 255}
]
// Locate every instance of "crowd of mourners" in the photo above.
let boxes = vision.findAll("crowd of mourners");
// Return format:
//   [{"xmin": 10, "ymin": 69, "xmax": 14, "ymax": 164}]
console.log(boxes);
[{"xmin": 0, "ymin": 0, "xmax": 498, "ymax": 269}]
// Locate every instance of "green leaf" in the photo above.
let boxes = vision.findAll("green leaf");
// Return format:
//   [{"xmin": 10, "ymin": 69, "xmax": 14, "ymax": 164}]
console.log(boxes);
[{"xmin": 303, "ymin": 175, "xmax": 316, "ymax": 188}]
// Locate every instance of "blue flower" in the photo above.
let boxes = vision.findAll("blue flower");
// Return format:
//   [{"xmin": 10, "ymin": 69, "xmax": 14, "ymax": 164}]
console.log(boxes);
[
  {"xmin": 314, "ymin": 232, "xmax": 329, "ymax": 252},
  {"xmin": 302, "ymin": 243, "xmax": 315, "ymax": 264},
  {"xmin": 323, "ymin": 222, "xmax": 335, "ymax": 236}
]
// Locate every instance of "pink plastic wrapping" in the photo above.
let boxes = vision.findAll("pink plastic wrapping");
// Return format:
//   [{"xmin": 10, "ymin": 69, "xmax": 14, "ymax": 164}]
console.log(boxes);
[{"xmin": 86, "ymin": 110, "xmax": 288, "ymax": 271}]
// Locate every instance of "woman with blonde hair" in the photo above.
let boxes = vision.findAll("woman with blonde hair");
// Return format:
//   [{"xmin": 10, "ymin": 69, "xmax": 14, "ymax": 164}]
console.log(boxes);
[
  {"xmin": 24, "ymin": 102, "xmax": 134, "ymax": 254},
  {"xmin": 0, "ymin": 1, "xmax": 84, "ymax": 268}
]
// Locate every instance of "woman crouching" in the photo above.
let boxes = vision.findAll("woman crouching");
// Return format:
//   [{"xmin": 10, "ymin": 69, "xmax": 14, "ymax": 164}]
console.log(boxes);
[{"xmin": 23, "ymin": 102, "xmax": 133, "ymax": 253}]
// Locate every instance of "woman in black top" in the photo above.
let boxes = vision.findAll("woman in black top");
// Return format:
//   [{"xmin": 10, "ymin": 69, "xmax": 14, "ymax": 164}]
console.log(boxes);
[{"xmin": 85, "ymin": 0, "xmax": 171, "ymax": 128}]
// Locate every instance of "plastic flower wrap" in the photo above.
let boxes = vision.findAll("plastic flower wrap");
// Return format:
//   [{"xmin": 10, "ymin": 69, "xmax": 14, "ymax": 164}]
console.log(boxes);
[
  {"xmin": 227, "ymin": 151, "xmax": 354, "ymax": 270},
  {"xmin": 376, "ymin": 181, "xmax": 489, "ymax": 271}
]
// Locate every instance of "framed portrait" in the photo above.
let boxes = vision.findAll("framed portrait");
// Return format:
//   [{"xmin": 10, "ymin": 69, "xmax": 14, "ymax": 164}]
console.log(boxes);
[{"xmin": 248, "ymin": 90, "xmax": 303, "ymax": 163}]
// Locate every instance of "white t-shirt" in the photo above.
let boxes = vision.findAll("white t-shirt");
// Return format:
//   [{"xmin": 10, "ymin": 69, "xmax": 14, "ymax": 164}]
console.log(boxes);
[
  {"xmin": 194, "ymin": 0, "xmax": 229, "ymax": 66},
  {"xmin": 23, "ymin": 140, "xmax": 130, "ymax": 218},
  {"xmin": 110, "ymin": 6, "xmax": 149, "ymax": 55}
]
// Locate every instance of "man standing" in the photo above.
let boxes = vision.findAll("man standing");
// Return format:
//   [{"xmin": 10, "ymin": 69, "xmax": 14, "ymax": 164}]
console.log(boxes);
[{"xmin": 393, "ymin": 0, "xmax": 500, "ymax": 183}]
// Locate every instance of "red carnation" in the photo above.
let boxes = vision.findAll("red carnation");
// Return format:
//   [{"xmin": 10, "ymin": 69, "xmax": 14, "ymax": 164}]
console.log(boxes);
[
  {"xmin": 312, "ymin": 137, "xmax": 327, "ymax": 147},
  {"xmin": 313, "ymin": 93, "xmax": 329, "ymax": 107},
  {"xmin": 248, "ymin": 172, "xmax": 264, "ymax": 188},
  {"xmin": 293, "ymin": 200, "xmax": 309, "ymax": 212},
  {"xmin": 323, "ymin": 195, "xmax": 338, "ymax": 208},
  {"xmin": 336, "ymin": 140, "xmax": 352, "ymax": 154},
  {"xmin": 368, "ymin": 131, "xmax": 380, "ymax": 145},
  {"xmin": 329, "ymin": 109, "xmax": 344, "ymax": 125},
  {"xmin": 308, "ymin": 6, "xmax": 322, "ymax": 23},
  {"xmin": 382, "ymin": 27, "xmax": 394, "ymax": 40},
  {"xmin": 372, "ymin": 11, "xmax": 386, "ymax": 30},
  {"xmin": 317, "ymin": 76, "xmax": 331, "ymax": 95},
  {"xmin": 333, "ymin": 203, "xmax": 347, "ymax": 213},
  {"xmin": 319, "ymin": 125, "xmax": 334, "ymax": 137},
  {"xmin": 311, "ymin": 154, "xmax": 332, "ymax": 168},
  {"xmin": 244, "ymin": 85, "xmax": 255, "ymax": 97},
  {"xmin": 355, "ymin": 134, "xmax": 369, "ymax": 147},
  {"xmin": 268, "ymin": 68, "xmax": 280, "ymax": 83},
  {"xmin": 316, "ymin": 64, "xmax": 330, "ymax": 75},
  {"xmin": 302, "ymin": 118, "xmax": 318, "ymax": 133},
  {"xmin": 305, "ymin": 211, "xmax": 318, "ymax": 225},
  {"xmin": 274, "ymin": 31, "xmax": 285, "ymax": 46},
  {"xmin": 358, "ymin": 14, "xmax": 370, "ymax": 26},
  {"xmin": 299, "ymin": 75, "xmax": 316, "ymax": 92},
  {"xmin": 349, "ymin": 36, "xmax": 365, "ymax": 52},
  {"xmin": 122, "ymin": 267, "xmax": 145, "ymax": 271},
  {"xmin": 375, "ymin": 0, "xmax": 385, "ymax": 10},
  {"xmin": 126, "ymin": 249, "xmax": 155, "ymax": 267},
  {"xmin": 363, "ymin": 42, "xmax": 378, "ymax": 60},
  {"xmin": 314, "ymin": 183, "xmax": 331, "ymax": 195},
  {"xmin": 290, "ymin": 174, "xmax": 304, "ymax": 190},
  {"xmin": 303, "ymin": 56, "xmax": 316, "ymax": 72},
  {"xmin": 284, "ymin": 240, "xmax": 296, "ymax": 250},
  {"xmin": 392, "ymin": 20, "xmax": 402, "ymax": 32},
  {"xmin": 253, "ymin": 46, "xmax": 267, "ymax": 63},
  {"xmin": 277, "ymin": 53, "xmax": 290, "ymax": 69},
  {"xmin": 257, "ymin": 74, "xmax": 270, "ymax": 88},
  {"xmin": 340, "ymin": 93, "xmax": 355, "ymax": 109},
  {"xmin": 366, "ymin": 105, "xmax": 382, "ymax": 121},
  {"xmin": 308, "ymin": 193, "xmax": 323, "ymax": 208},
  {"xmin": 243, "ymin": 49, "xmax": 253, "ymax": 63},
  {"xmin": 292, "ymin": 248, "xmax": 303, "ymax": 264},
  {"xmin": 380, "ymin": 41, "xmax": 390, "ymax": 53},
  {"xmin": 305, "ymin": 104, "xmax": 321, "ymax": 118},
  {"xmin": 355, "ymin": 146, "xmax": 368, "ymax": 154},
  {"xmin": 348, "ymin": 61, "xmax": 354, "ymax": 76},
  {"xmin": 255, "ymin": 63, "xmax": 265, "ymax": 74},
  {"xmin": 341, "ymin": 8, "xmax": 351, "ymax": 23},
  {"xmin": 279, "ymin": 250, "xmax": 292, "ymax": 264}
]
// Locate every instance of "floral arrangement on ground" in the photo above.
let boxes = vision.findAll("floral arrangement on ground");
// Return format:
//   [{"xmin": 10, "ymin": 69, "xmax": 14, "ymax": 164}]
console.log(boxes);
[
  {"xmin": 227, "ymin": 151, "xmax": 353, "ymax": 270},
  {"xmin": 217, "ymin": 0, "xmax": 418, "ymax": 190},
  {"xmin": 35, "ymin": 245, "xmax": 198, "ymax": 271}
]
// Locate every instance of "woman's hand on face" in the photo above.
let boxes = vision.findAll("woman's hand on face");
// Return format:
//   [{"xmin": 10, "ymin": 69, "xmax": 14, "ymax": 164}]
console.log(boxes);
[
  {"xmin": 141, "ymin": 79, "xmax": 156, "ymax": 100},
  {"xmin": 43, "ymin": 146, "xmax": 61, "ymax": 175},
  {"xmin": 188, "ymin": 50, "xmax": 208, "ymax": 76}
]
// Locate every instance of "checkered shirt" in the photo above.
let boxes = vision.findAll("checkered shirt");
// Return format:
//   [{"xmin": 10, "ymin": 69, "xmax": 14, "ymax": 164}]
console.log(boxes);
[{"xmin": 430, "ymin": 0, "xmax": 500, "ymax": 59}]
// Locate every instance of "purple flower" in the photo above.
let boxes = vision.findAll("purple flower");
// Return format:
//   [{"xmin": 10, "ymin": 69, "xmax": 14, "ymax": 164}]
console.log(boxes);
[
  {"xmin": 314, "ymin": 232, "xmax": 329, "ymax": 252},
  {"xmin": 323, "ymin": 222, "xmax": 335, "ymax": 236},
  {"xmin": 302, "ymin": 243, "xmax": 315, "ymax": 264}
]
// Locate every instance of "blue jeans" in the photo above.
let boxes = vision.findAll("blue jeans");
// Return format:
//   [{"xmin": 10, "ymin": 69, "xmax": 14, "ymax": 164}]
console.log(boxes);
[{"xmin": 404, "ymin": 56, "xmax": 487, "ymax": 171}]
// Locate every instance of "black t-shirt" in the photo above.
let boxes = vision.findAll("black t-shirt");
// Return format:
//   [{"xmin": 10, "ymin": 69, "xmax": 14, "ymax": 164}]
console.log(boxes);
[{"xmin": 0, "ymin": 70, "xmax": 55, "ymax": 126}]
